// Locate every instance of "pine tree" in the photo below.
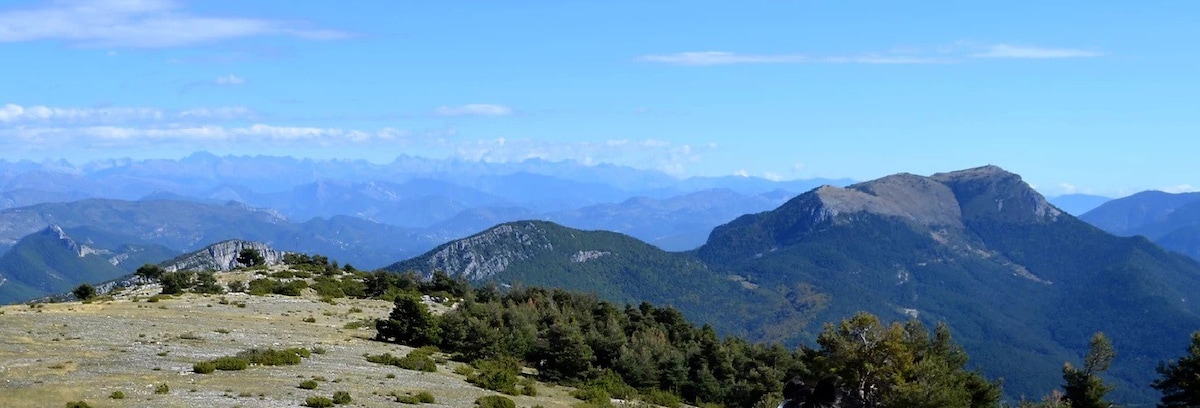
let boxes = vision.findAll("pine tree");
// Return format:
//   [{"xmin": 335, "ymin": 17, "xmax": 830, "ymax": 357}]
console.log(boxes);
[
  {"xmin": 1153, "ymin": 331, "xmax": 1200, "ymax": 407},
  {"xmin": 1061, "ymin": 332, "xmax": 1115, "ymax": 408},
  {"xmin": 375, "ymin": 294, "xmax": 439, "ymax": 346}
]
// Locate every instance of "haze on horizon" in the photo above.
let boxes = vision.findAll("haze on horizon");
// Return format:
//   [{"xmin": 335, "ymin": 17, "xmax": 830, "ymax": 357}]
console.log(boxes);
[{"xmin": 1, "ymin": 1, "xmax": 1197, "ymax": 198}]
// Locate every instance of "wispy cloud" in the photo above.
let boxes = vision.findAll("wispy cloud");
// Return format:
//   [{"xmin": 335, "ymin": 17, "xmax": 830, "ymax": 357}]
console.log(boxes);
[
  {"xmin": 1, "ymin": 123, "xmax": 708, "ymax": 175},
  {"xmin": 0, "ymin": 103, "xmax": 255, "ymax": 123},
  {"xmin": 449, "ymin": 138, "xmax": 708, "ymax": 176},
  {"xmin": 0, "ymin": 0, "xmax": 349, "ymax": 48},
  {"xmin": 639, "ymin": 43, "xmax": 1102, "ymax": 66},
  {"xmin": 435, "ymin": 104, "xmax": 514, "ymax": 117},
  {"xmin": 969, "ymin": 44, "xmax": 1102, "ymax": 59},
  {"xmin": 1163, "ymin": 184, "xmax": 1199, "ymax": 194},
  {"xmin": 214, "ymin": 75, "xmax": 246, "ymax": 86}
]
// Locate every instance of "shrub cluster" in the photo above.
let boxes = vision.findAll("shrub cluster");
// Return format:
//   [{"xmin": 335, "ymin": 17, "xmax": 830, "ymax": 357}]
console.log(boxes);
[
  {"xmin": 364, "ymin": 346, "xmax": 438, "ymax": 372},
  {"xmin": 473, "ymin": 395, "xmax": 515, "ymax": 408},
  {"xmin": 195, "ymin": 347, "xmax": 310, "ymax": 374}
]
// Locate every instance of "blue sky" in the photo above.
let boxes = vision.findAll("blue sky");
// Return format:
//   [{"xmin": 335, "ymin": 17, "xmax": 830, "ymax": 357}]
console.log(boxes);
[{"xmin": 1, "ymin": 1, "xmax": 1197, "ymax": 197}]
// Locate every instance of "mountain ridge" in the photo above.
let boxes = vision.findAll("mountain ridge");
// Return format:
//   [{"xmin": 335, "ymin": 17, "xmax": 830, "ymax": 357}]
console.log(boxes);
[{"xmin": 389, "ymin": 165, "xmax": 1200, "ymax": 403}]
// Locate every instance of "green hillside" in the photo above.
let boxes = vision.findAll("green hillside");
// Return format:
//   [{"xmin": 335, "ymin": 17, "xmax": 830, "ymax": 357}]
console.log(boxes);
[{"xmin": 0, "ymin": 226, "xmax": 178, "ymax": 303}]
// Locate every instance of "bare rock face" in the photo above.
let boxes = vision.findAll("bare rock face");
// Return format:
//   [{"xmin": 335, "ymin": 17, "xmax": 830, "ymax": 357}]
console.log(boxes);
[
  {"xmin": 46, "ymin": 224, "xmax": 109, "ymax": 258},
  {"xmin": 416, "ymin": 222, "xmax": 556, "ymax": 281},
  {"xmin": 162, "ymin": 240, "xmax": 287, "ymax": 272},
  {"xmin": 813, "ymin": 173, "xmax": 964, "ymax": 228},
  {"xmin": 931, "ymin": 165, "xmax": 1062, "ymax": 223}
]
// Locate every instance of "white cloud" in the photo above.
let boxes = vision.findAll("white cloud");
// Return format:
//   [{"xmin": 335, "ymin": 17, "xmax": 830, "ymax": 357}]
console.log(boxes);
[
  {"xmin": 733, "ymin": 169, "xmax": 750, "ymax": 177},
  {"xmin": 214, "ymin": 75, "xmax": 246, "ymax": 86},
  {"xmin": 449, "ymin": 137, "xmax": 708, "ymax": 176},
  {"xmin": 970, "ymin": 44, "xmax": 1102, "ymax": 59},
  {"xmin": 0, "ymin": 103, "xmax": 164, "ymax": 122},
  {"xmin": 0, "ymin": 103, "xmax": 254, "ymax": 123},
  {"xmin": 1163, "ymin": 184, "xmax": 1199, "ymax": 194},
  {"xmin": 177, "ymin": 107, "xmax": 255, "ymax": 120},
  {"xmin": 763, "ymin": 172, "xmax": 784, "ymax": 182},
  {"xmin": 1058, "ymin": 183, "xmax": 1079, "ymax": 195},
  {"xmin": 435, "ymin": 104, "xmax": 514, "ymax": 117},
  {"xmin": 639, "ymin": 43, "xmax": 1102, "ymax": 66},
  {"xmin": 0, "ymin": 0, "xmax": 349, "ymax": 48}
]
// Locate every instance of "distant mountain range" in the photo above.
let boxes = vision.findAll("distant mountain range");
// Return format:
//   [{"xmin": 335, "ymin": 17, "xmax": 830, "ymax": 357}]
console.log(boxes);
[
  {"xmin": 1048, "ymin": 193, "xmax": 1112, "ymax": 215},
  {"xmin": 0, "ymin": 153, "xmax": 834, "ymax": 304},
  {"xmin": 1081, "ymin": 190, "xmax": 1200, "ymax": 260},
  {"xmin": 390, "ymin": 166, "xmax": 1200, "ymax": 404}
]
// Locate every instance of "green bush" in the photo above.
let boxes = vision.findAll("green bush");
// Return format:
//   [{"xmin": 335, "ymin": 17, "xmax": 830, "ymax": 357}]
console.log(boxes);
[
  {"xmin": 587, "ymin": 369, "xmax": 636, "ymax": 399},
  {"xmin": 639, "ymin": 388, "xmax": 682, "ymax": 408},
  {"xmin": 212, "ymin": 356, "xmax": 250, "ymax": 371},
  {"xmin": 571, "ymin": 386, "xmax": 611, "ymax": 404},
  {"xmin": 332, "ymin": 391, "xmax": 352, "ymax": 404},
  {"xmin": 364, "ymin": 348, "xmax": 437, "ymax": 372},
  {"xmin": 109, "ymin": 390, "xmax": 125, "ymax": 399},
  {"xmin": 236, "ymin": 348, "xmax": 306, "ymax": 366},
  {"xmin": 468, "ymin": 356, "xmax": 521, "ymax": 395},
  {"xmin": 193, "ymin": 361, "xmax": 216, "ymax": 374},
  {"xmin": 299, "ymin": 379, "xmax": 319, "ymax": 389},
  {"xmin": 474, "ymin": 395, "xmax": 516, "ymax": 408},
  {"xmin": 416, "ymin": 390, "xmax": 436, "ymax": 403},
  {"xmin": 64, "ymin": 402, "xmax": 92, "ymax": 408},
  {"xmin": 304, "ymin": 396, "xmax": 334, "ymax": 408},
  {"xmin": 395, "ymin": 395, "xmax": 420, "ymax": 404},
  {"xmin": 155, "ymin": 383, "xmax": 170, "ymax": 394},
  {"xmin": 454, "ymin": 364, "xmax": 475, "ymax": 376}
]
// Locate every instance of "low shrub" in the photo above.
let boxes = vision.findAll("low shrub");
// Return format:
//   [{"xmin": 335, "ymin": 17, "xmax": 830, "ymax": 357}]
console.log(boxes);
[
  {"xmin": 193, "ymin": 361, "xmax": 216, "ymax": 374},
  {"xmin": 395, "ymin": 395, "xmax": 420, "ymax": 404},
  {"xmin": 213, "ymin": 356, "xmax": 250, "ymax": 371},
  {"xmin": 416, "ymin": 390, "xmax": 436, "ymax": 403},
  {"xmin": 364, "ymin": 347, "xmax": 437, "ymax": 372},
  {"xmin": 332, "ymin": 391, "xmax": 352, "ymax": 404},
  {"xmin": 468, "ymin": 356, "xmax": 521, "ymax": 395},
  {"xmin": 639, "ymin": 388, "xmax": 682, "ymax": 408},
  {"xmin": 474, "ymin": 395, "xmax": 515, "ymax": 408},
  {"xmin": 304, "ymin": 396, "xmax": 334, "ymax": 408},
  {"xmin": 299, "ymin": 379, "xmax": 319, "ymax": 390},
  {"xmin": 236, "ymin": 348, "xmax": 307, "ymax": 366},
  {"xmin": 303, "ymin": 316, "xmax": 317, "ymax": 323},
  {"xmin": 154, "ymin": 383, "xmax": 170, "ymax": 394},
  {"xmin": 109, "ymin": 391, "xmax": 125, "ymax": 399},
  {"xmin": 64, "ymin": 402, "xmax": 92, "ymax": 408},
  {"xmin": 570, "ymin": 386, "xmax": 611, "ymax": 404},
  {"xmin": 453, "ymin": 364, "xmax": 475, "ymax": 376}
]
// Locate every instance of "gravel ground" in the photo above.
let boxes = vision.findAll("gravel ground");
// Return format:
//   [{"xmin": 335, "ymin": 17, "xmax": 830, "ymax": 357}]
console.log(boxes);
[{"xmin": 0, "ymin": 288, "xmax": 581, "ymax": 408}]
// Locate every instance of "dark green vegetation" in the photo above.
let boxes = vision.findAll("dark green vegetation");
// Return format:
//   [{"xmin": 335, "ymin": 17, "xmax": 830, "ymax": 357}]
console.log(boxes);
[
  {"xmin": 390, "ymin": 166, "xmax": 1200, "ymax": 403},
  {"xmin": 1080, "ymin": 190, "xmax": 1200, "ymax": 261},
  {"xmin": 194, "ymin": 347, "xmax": 311, "ymax": 374},
  {"xmin": 1153, "ymin": 331, "xmax": 1200, "ymax": 407},
  {"xmin": 473, "ymin": 395, "xmax": 516, "ymax": 408},
  {"xmin": 364, "ymin": 346, "xmax": 438, "ymax": 372},
  {"xmin": 0, "ymin": 225, "xmax": 178, "ymax": 303},
  {"xmin": 374, "ymin": 280, "xmax": 1001, "ymax": 408}
]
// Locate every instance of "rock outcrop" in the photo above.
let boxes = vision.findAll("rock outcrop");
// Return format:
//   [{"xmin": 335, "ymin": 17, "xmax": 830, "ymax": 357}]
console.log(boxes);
[{"xmin": 161, "ymin": 240, "xmax": 288, "ymax": 272}]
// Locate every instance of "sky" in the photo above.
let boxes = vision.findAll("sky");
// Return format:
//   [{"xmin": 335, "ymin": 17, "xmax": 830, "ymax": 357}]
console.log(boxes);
[{"xmin": 1, "ymin": 1, "xmax": 1197, "ymax": 197}]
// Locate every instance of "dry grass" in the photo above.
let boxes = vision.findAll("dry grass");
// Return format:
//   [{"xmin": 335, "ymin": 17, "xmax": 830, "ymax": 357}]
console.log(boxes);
[{"xmin": 0, "ymin": 286, "xmax": 581, "ymax": 408}]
